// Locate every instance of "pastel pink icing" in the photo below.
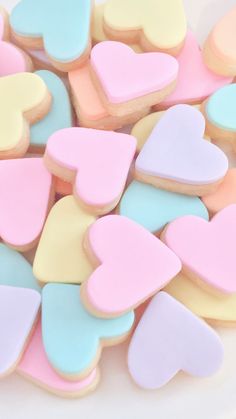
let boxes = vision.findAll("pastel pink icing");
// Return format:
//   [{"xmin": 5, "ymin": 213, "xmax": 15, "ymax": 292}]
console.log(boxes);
[
  {"xmin": 158, "ymin": 31, "xmax": 232, "ymax": 108},
  {"xmin": 0, "ymin": 285, "xmax": 41, "ymax": 375},
  {"xmin": 0, "ymin": 158, "xmax": 53, "ymax": 248},
  {"xmin": 91, "ymin": 41, "xmax": 178, "ymax": 103},
  {"xmin": 46, "ymin": 128, "xmax": 136, "ymax": 209},
  {"xmin": 163, "ymin": 204, "xmax": 236, "ymax": 294},
  {"xmin": 83, "ymin": 215, "xmax": 181, "ymax": 315},
  {"xmin": 18, "ymin": 319, "xmax": 98, "ymax": 395},
  {"xmin": 128, "ymin": 292, "xmax": 223, "ymax": 389}
]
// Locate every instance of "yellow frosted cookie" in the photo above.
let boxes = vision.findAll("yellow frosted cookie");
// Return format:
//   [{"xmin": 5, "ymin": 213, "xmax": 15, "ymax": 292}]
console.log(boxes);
[
  {"xmin": 165, "ymin": 274, "xmax": 236, "ymax": 325},
  {"xmin": 33, "ymin": 195, "xmax": 95, "ymax": 285},
  {"xmin": 103, "ymin": 0, "xmax": 187, "ymax": 55}
]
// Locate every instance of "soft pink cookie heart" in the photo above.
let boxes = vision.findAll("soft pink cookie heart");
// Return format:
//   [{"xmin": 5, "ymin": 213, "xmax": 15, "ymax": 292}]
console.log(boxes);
[
  {"xmin": 162, "ymin": 204, "xmax": 236, "ymax": 294},
  {"xmin": 0, "ymin": 158, "xmax": 54, "ymax": 250},
  {"xmin": 0, "ymin": 285, "xmax": 41, "ymax": 376},
  {"xmin": 81, "ymin": 215, "xmax": 181, "ymax": 317},
  {"xmin": 128, "ymin": 292, "xmax": 223, "ymax": 389},
  {"xmin": 44, "ymin": 128, "xmax": 136, "ymax": 214}
]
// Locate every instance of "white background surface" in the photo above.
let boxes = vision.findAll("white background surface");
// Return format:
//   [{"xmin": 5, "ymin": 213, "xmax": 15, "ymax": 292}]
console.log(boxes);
[{"xmin": 1, "ymin": 0, "xmax": 236, "ymax": 418}]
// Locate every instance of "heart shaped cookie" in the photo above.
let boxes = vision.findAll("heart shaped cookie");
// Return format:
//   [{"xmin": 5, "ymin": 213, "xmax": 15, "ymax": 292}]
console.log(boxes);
[
  {"xmin": 30, "ymin": 70, "xmax": 72, "ymax": 153},
  {"xmin": 0, "ymin": 72, "xmax": 51, "ymax": 158},
  {"xmin": 203, "ymin": 5, "xmax": 236, "ymax": 76},
  {"xmin": 202, "ymin": 169, "xmax": 236, "ymax": 215},
  {"xmin": 154, "ymin": 31, "xmax": 232, "ymax": 110},
  {"xmin": 0, "ymin": 158, "xmax": 54, "ymax": 251},
  {"xmin": 10, "ymin": 0, "xmax": 92, "ymax": 72},
  {"xmin": 103, "ymin": 0, "xmax": 186, "ymax": 55},
  {"xmin": 44, "ymin": 127, "xmax": 136, "ymax": 214},
  {"xmin": 128, "ymin": 292, "xmax": 223, "ymax": 389},
  {"xmin": 18, "ymin": 318, "xmax": 99, "ymax": 397},
  {"xmin": 33, "ymin": 196, "xmax": 95, "ymax": 285},
  {"xmin": 162, "ymin": 204, "xmax": 236, "ymax": 294},
  {"xmin": 81, "ymin": 215, "xmax": 181, "ymax": 317},
  {"xmin": 42, "ymin": 283, "xmax": 134, "ymax": 379},
  {"xmin": 0, "ymin": 285, "xmax": 41, "ymax": 376},
  {"xmin": 119, "ymin": 180, "xmax": 209, "ymax": 234},
  {"xmin": 165, "ymin": 274, "xmax": 236, "ymax": 326},
  {"xmin": 90, "ymin": 41, "xmax": 178, "ymax": 116},
  {"xmin": 135, "ymin": 104, "xmax": 228, "ymax": 196}
]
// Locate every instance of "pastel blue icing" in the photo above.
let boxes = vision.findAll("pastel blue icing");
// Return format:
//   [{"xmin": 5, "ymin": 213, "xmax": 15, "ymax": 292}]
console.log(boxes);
[
  {"xmin": 30, "ymin": 71, "xmax": 72, "ymax": 148},
  {"xmin": 10, "ymin": 0, "xmax": 92, "ymax": 62},
  {"xmin": 0, "ymin": 244, "xmax": 41, "ymax": 292},
  {"xmin": 206, "ymin": 83, "xmax": 236, "ymax": 131},
  {"xmin": 120, "ymin": 181, "xmax": 209, "ymax": 233},
  {"xmin": 42, "ymin": 284, "xmax": 135, "ymax": 376}
]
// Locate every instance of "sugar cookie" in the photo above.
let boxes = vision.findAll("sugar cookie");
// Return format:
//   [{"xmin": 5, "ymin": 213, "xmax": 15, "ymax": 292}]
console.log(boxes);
[
  {"xmin": 81, "ymin": 215, "xmax": 181, "ymax": 318},
  {"xmin": 44, "ymin": 128, "xmax": 136, "ymax": 215},
  {"xmin": 0, "ymin": 285, "xmax": 41, "ymax": 377},
  {"xmin": 103, "ymin": 0, "xmax": 186, "ymax": 55},
  {"xmin": 42, "ymin": 283, "xmax": 134, "ymax": 379},
  {"xmin": 55, "ymin": 178, "xmax": 73, "ymax": 196},
  {"xmin": 135, "ymin": 105, "xmax": 228, "ymax": 196},
  {"xmin": 0, "ymin": 158, "xmax": 54, "ymax": 251},
  {"xmin": 119, "ymin": 180, "xmax": 209, "ymax": 234},
  {"xmin": 162, "ymin": 204, "xmax": 236, "ymax": 295},
  {"xmin": 68, "ymin": 63, "xmax": 150, "ymax": 130},
  {"xmin": 10, "ymin": 0, "xmax": 93, "ymax": 72},
  {"xmin": 30, "ymin": 70, "xmax": 72, "ymax": 153},
  {"xmin": 26, "ymin": 49, "xmax": 63, "ymax": 75},
  {"xmin": 0, "ymin": 7, "xmax": 9, "ymax": 40},
  {"xmin": 18, "ymin": 318, "xmax": 100, "ymax": 397},
  {"xmin": 202, "ymin": 169, "xmax": 236, "ymax": 215},
  {"xmin": 128, "ymin": 292, "xmax": 223, "ymax": 389},
  {"xmin": 203, "ymin": 5, "xmax": 236, "ymax": 76},
  {"xmin": 33, "ymin": 196, "xmax": 95, "ymax": 285},
  {"xmin": 90, "ymin": 41, "xmax": 178, "ymax": 117},
  {"xmin": 0, "ymin": 72, "xmax": 51, "ymax": 158}
]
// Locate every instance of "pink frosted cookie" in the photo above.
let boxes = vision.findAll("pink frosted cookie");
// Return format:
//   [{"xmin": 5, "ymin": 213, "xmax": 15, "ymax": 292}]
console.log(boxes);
[
  {"xmin": 0, "ymin": 285, "xmax": 41, "ymax": 377},
  {"xmin": 90, "ymin": 41, "xmax": 178, "ymax": 117},
  {"xmin": 18, "ymin": 319, "xmax": 100, "ymax": 398},
  {"xmin": 135, "ymin": 105, "xmax": 228, "ymax": 196},
  {"xmin": 128, "ymin": 292, "xmax": 223, "ymax": 389},
  {"xmin": 202, "ymin": 169, "xmax": 236, "ymax": 215},
  {"xmin": 44, "ymin": 128, "xmax": 136, "ymax": 214},
  {"xmin": 81, "ymin": 215, "xmax": 181, "ymax": 317},
  {"xmin": 0, "ymin": 158, "xmax": 54, "ymax": 251},
  {"xmin": 68, "ymin": 63, "xmax": 150, "ymax": 130},
  {"xmin": 154, "ymin": 31, "xmax": 232, "ymax": 110},
  {"xmin": 203, "ymin": 5, "xmax": 236, "ymax": 76},
  {"xmin": 162, "ymin": 204, "xmax": 236, "ymax": 295}
]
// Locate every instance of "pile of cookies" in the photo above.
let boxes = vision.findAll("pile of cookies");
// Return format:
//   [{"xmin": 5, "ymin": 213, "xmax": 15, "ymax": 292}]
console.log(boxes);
[{"xmin": 0, "ymin": 0, "xmax": 236, "ymax": 398}]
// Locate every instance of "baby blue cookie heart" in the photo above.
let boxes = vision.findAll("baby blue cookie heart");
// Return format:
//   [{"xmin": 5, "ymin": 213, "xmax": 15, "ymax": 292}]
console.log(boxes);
[
  {"xmin": 206, "ymin": 83, "xmax": 236, "ymax": 131},
  {"xmin": 30, "ymin": 70, "xmax": 72, "ymax": 150},
  {"xmin": 10, "ymin": 0, "xmax": 92, "ymax": 63},
  {"xmin": 42, "ymin": 283, "xmax": 135, "ymax": 378},
  {"xmin": 120, "ymin": 181, "xmax": 209, "ymax": 233}
]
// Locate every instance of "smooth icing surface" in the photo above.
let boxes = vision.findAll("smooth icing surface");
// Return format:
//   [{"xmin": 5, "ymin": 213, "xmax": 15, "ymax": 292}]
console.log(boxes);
[
  {"xmin": 45, "ymin": 128, "xmax": 136, "ymax": 210},
  {"xmin": 0, "ymin": 285, "xmax": 41, "ymax": 375},
  {"xmin": 104, "ymin": 0, "xmax": 186, "ymax": 50},
  {"xmin": 202, "ymin": 169, "xmax": 236, "ymax": 214},
  {"xmin": 0, "ymin": 243, "xmax": 40, "ymax": 292},
  {"xmin": 91, "ymin": 41, "xmax": 178, "ymax": 103},
  {"xmin": 82, "ymin": 215, "xmax": 181, "ymax": 315},
  {"xmin": 0, "ymin": 158, "xmax": 53, "ymax": 248},
  {"xmin": 0, "ymin": 73, "xmax": 48, "ymax": 152},
  {"xmin": 128, "ymin": 292, "xmax": 223, "ymax": 389},
  {"xmin": 165, "ymin": 274, "xmax": 236, "ymax": 322},
  {"xmin": 136, "ymin": 104, "xmax": 228, "ymax": 185},
  {"xmin": 120, "ymin": 180, "xmax": 209, "ymax": 233},
  {"xmin": 205, "ymin": 84, "xmax": 236, "ymax": 131},
  {"xmin": 160, "ymin": 31, "xmax": 232, "ymax": 107},
  {"xmin": 10, "ymin": 0, "xmax": 92, "ymax": 63},
  {"xmin": 18, "ymin": 318, "xmax": 98, "ymax": 395},
  {"xmin": 42, "ymin": 283, "xmax": 134, "ymax": 377},
  {"xmin": 30, "ymin": 71, "xmax": 72, "ymax": 148},
  {"xmin": 33, "ymin": 196, "xmax": 95, "ymax": 284},
  {"xmin": 163, "ymin": 205, "xmax": 236, "ymax": 294}
]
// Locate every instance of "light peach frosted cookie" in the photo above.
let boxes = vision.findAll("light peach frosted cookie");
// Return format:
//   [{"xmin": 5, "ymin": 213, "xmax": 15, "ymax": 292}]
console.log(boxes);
[{"xmin": 202, "ymin": 169, "xmax": 236, "ymax": 215}]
